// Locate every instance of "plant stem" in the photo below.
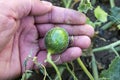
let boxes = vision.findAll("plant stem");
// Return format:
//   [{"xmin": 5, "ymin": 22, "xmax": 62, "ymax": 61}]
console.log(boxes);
[
  {"xmin": 93, "ymin": 40, "xmax": 120, "ymax": 52},
  {"xmin": 66, "ymin": 0, "xmax": 72, "ymax": 8},
  {"xmin": 91, "ymin": 54, "xmax": 99, "ymax": 80},
  {"xmin": 54, "ymin": 65, "xmax": 65, "ymax": 80},
  {"xmin": 78, "ymin": 0, "xmax": 84, "ymax": 8},
  {"xmin": 62, "ymin": 0, "xmax": 72, "ymax": 8},
  {"xmin": 62, "ymin": 0, "xmax": 67, "ymax": 7},
  {"xmin": 101, "ymin": 21, "xmax": 114, "ymax": 30},
  {"xmin": 32, "ymin": 57, "xmax": 49, "ymax": 80},
  {"xmin": 110, "ymin": 0, "xmax": 115, "ymax": 8},
  {"xmin": 111, "ymin": 47, "xmax": 120, "ymax": 57},
  {"xmin": 93, "ymin": 45, "xmax": 109, "ymax": 52},
  {"xmin": 65, "ymin": 63, "xmax": 78, "ymax": 80},
  {"xmin": 47, "ymin": 53, "xmax": 62, "ymax": 80},
  {"xmin": 91, "ymin": 0, "xmax": 96, "ymax": 5},
  {"xmin": 77, "ymin": 58, "xmax": 94, "ymax": 80},
  {"xmin": 109, "ymin": 46, "xmax": 120, "ymax": 52}
]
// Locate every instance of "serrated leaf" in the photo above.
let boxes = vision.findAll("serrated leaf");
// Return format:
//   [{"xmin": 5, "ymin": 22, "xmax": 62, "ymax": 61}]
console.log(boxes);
[
  {"xmin": 100, "ymin": 57, "xmax": 120, "ymax": 80},
  {"xmin": 94, "ymin": 6, "xmax": 108, "ymax": 22},
  {"xmin": 109, "ymin": 7, "xmax": 120, "ymax": 25},
  {"xmin": 78, "ymin": 0, "xmax": 93, "ymax": 13}
]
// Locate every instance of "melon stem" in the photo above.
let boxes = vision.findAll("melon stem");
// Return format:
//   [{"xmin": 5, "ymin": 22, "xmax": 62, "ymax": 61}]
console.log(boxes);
[{"xmin": 47, "ymin": 52, "xmax": 62, "ymax": 80}]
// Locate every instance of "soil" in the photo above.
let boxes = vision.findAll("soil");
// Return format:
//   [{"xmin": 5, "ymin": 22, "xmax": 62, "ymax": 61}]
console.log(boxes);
[{"xmin": 18, "ymin": 0, "xmax": 120, "ymax": 80}]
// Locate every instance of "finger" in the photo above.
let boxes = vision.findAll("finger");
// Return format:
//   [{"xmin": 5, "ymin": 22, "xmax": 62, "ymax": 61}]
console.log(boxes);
[
  {"xmin": 30, "ymin": 0, "xmax": 52, "ymax": 15},
  {"xmin": 9, "ymin": 0, "xmax": 52, "ymax": 18},
  {"xmin": 35, "ymin": 6, "xmax": 86, "ymax": 24},
  {"xmin": 69, "ymin": 36, "xmax": 91, "ymax": 49},
  {"xmin": 39, "ymin": 36, "xmax": 91, "ymax": 50},
  {"xmin": 52, "ymin": 47, "xmax": 82, "ymax": 65},
  {"xmin": 37, "ymin": 24, "xmax": 94, "ymax": 37},
  {"xmin": 36, "ymin": 47, "xmax": 82, "ymax": 66}
]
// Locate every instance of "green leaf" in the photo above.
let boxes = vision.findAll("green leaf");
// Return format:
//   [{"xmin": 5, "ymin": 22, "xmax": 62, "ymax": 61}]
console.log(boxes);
[
  {"xmin": 109, "ymin": 7, "xmax": 120, "ymax": 25},
  {"xmin": 94, "ymin": 6, "xmax": 108, "ymax": 22},
  {"xmin": 78, "ymin": 0, "xmax": 93, "ymax": 13},
  {"xmin": 21, "ymin": 70, "xmax": 33, "ymax": 80},
  {"xmin": 100, "ymin": 57, "xmax": 120, "ymax": 80},
  {"xmin": 117, "ymin": 25, "xmax": 120, "ymax": 30},
  {"xmin": 86, "ymin": 17, "xmax": 95, "ymax": 27}
]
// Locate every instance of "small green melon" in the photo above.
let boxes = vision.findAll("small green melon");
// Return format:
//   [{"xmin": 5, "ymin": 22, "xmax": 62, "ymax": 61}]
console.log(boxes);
[{"xmin": 44, "ymin": 27, "xmax": 69, "ymax": 54}]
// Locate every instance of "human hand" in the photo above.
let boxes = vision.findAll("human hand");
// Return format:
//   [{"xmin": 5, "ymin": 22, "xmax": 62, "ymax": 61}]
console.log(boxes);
[{"xmin": 0, "ymin": 0, "xmax": 94, "ymax": 79}]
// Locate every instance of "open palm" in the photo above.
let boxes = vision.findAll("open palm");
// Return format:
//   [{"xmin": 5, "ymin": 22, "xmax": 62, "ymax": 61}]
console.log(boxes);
[{"xmin": 0, "ymin": 0, "xmax": 94, "ymax": 79}]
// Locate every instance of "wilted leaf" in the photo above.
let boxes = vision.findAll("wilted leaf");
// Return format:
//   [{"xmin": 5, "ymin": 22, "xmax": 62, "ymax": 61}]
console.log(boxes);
[
  {"xmin": 78, "ymin": 0, "xmax": 93, "ymax": 13},
  {"xmin": 100, "ymin": 57, "xmax": 120, "ymax": 80},
  {"xmin": 94, "ymin": 6, "xmax": 108, "ymax": 22}
]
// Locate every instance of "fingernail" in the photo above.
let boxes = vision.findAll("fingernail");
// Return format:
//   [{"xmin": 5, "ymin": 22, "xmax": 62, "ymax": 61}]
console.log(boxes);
[{"xmin": 41, "ymin": 1, "xmax": 52, "ymax": 6}]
